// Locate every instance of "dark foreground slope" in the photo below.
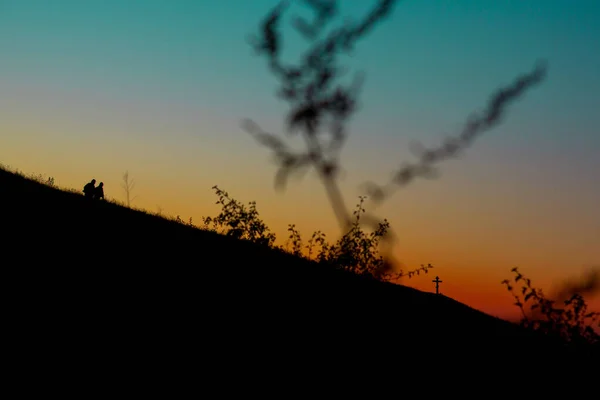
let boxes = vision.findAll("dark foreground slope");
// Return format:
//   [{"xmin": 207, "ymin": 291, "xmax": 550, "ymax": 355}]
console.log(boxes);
[{"xmin": 0, "ymin": 167, "xmax": 596, "ymax": 388}]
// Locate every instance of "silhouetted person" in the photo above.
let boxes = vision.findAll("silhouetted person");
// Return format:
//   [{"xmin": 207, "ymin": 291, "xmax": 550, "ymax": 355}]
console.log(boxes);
[
  {"xmin": 94, "ymin": 182, "xmax": 104, "ymax": 200},
  {"xmin": 83, "ymin": 179, "xmax": 96, "ymax": 198}
]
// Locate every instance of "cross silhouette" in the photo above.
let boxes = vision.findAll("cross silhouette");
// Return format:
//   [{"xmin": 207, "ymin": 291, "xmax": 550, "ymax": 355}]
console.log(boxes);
[{"xmin": 432, "ymin": 276, "xmax": 443, "ymax": 294}]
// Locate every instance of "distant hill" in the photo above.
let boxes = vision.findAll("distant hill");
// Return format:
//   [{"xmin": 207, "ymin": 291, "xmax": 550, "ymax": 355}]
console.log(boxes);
[{"xmin": 1, "ymin": 165, "xmax": 596, "ymax": 386}]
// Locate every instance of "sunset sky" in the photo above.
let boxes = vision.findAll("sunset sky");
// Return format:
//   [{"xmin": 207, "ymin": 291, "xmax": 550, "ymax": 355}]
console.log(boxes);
[{"xmin": 1, "ymin": 0, "xmax": 598, "ymax": 320}]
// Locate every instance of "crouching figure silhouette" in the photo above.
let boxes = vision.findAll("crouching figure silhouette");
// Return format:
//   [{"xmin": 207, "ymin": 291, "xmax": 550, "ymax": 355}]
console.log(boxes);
[
  {"xmin": 94, "ymin": 182, "xmax": 105, "ymax": 200},
  {"xmin": 83, "ymin": 179, "xmax": 96, "ymax": 198}
]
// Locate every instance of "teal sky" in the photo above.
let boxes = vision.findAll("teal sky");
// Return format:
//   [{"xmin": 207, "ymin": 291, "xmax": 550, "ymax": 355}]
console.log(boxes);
[
  {"xmin": 2, "ymin": 0, "xmax": 599, "ymax": 136},
  {"xmin": 2, "ymin": 0, "xmax": 599, "ymax": 174},
  {"xmin": 1, "ymin": 1, "xmax": 599, "ymax": 315}
]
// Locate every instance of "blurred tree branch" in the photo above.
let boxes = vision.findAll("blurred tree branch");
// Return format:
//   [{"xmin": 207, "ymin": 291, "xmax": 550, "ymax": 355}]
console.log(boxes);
[{"xmin": 244, "ymin": 0, "xmax": 547, "ymax": 272}]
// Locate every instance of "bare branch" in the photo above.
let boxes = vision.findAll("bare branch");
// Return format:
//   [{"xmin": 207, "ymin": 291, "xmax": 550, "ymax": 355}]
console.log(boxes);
[{"xmin": 121, "ymin": 170, "xmax": 138, "ymax": 208}]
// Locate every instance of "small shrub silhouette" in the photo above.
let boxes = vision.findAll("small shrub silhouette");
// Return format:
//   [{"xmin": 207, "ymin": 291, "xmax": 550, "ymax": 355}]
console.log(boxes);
[
  {"xmin": 32, "ymin": 174, "xmax": 55, "ymax": 187},
  {"xmin": 201, "ymin": 185, "xmax": 277, "ymax": 247},
  {"xmin": 318, "ymin": 196, "xmax": 392, "ymax": 279},
  {"xmin": 200, "ymin": 184, "xmax": 431, "ymax": 281},
  {"xmin": 176, "ymin": 215, "xmax": 195, "ymax": 228},
  {"xmin": 502, "ymin": 267, "xmax": 600, "ymax": 346},
  {"xmin": 285, "ymin": 196, "xmax": 433, "ymax": 281}
]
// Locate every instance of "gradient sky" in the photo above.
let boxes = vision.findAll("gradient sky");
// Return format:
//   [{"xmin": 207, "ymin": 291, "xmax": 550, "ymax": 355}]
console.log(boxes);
[{"xmin": 1, "ymin": 0, "xmax": 599, "ymax": 320}]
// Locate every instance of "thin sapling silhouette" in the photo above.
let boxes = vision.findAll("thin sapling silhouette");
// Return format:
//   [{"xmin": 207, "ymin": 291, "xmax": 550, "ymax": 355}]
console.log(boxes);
[{"xmin": 121, "ymin": 170, "xmax": 138, "ymax": 208}]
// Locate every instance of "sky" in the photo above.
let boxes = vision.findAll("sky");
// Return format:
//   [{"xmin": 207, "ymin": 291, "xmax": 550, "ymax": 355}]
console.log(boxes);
[{"xmin": 1, "ymin": 0, "xmax": 599, "ymax": 320}]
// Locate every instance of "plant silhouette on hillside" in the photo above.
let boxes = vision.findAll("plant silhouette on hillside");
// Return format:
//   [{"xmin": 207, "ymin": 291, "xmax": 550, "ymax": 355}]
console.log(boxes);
[
  {"xmin": 503, "ymin": 267, "xmax": 599, "ymax": 346},
  {"xmin": 285, "ymin": 195, "xmax": 432, "ymax": 280},
  {"xmin": 244, "ymin": 0, "xmax": 547, "ymax": 272},
  {"xmin": 201, "ymin": 184, "xmax": 431, "ymax": 281},
  {"xmin": 201, "ymin": 185, "xmax": 277, "ymax": 247}
]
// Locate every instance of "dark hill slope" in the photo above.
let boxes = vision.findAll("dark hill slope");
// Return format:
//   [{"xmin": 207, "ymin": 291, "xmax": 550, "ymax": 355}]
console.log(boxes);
[{"xmin": 0, "ymin": 167, "xmax": 595, "ymax": 383}]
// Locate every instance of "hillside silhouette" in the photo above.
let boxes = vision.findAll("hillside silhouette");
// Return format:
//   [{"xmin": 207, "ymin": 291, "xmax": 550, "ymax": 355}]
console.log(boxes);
[{"xmin": 1, "ymin": 166, "xmax": 597, "ymax": 385}]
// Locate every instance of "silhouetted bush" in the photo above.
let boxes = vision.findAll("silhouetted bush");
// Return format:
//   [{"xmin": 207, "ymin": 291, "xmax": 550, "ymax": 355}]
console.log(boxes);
[
  {"xmin": 200, "ymin": 184, "xmax": 431, "ymax": 282},
  {"xmin": 285, "ymin": 196, "xmax": 432, "ymax": 281},
  {"xmin": 201, "ymin": 185, "xmax": 277, "ymax": 248},
  {"xmin": 176, "ymin": 215, "xmax": 195, "ymax": 228},
  {"xmin": 503, "ymin": 267, "xmax": 599, "ymax": 346}
]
